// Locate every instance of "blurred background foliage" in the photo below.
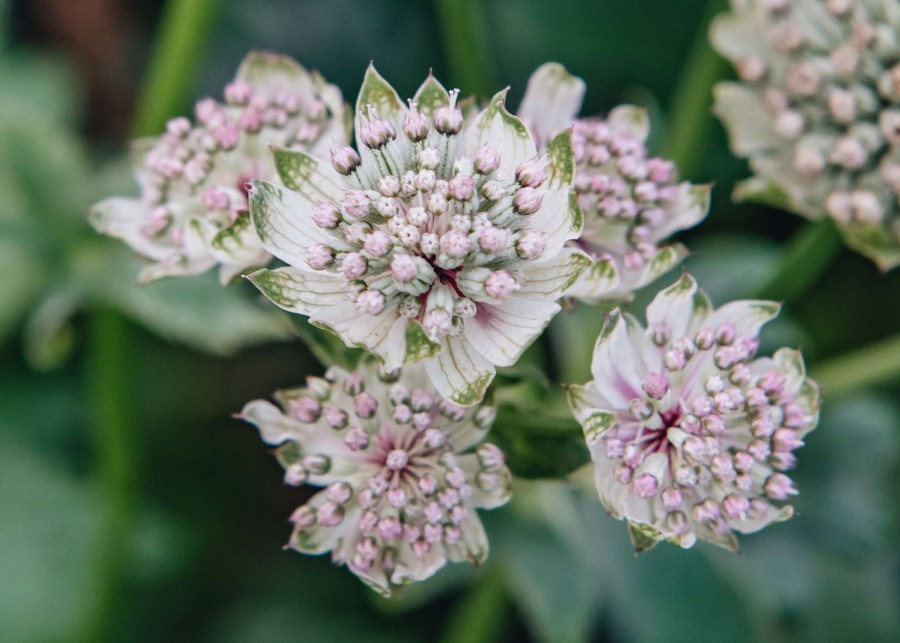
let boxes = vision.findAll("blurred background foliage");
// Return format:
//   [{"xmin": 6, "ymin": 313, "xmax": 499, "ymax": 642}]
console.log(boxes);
[{"xmin": 0, "ymin": 0, "xmax": 898, "ymax": 641}]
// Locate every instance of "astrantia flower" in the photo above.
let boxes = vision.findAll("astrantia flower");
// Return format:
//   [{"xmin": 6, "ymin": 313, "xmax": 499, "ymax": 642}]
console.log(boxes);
[
  {"xmin": 568, "ymin": 274, "xmax": 819, "ymax": 551},
  {"xmin": 90, "ymin": 52, "xmax": 347, "ymax": 283},
  {"xmin": 248, "ymin": 66, "xmax": 587, "ymax": 405},
  {"xmin": 239, "ymin": 362, "xmax": 511, "ymax": 595},
  {"xmin": 518, "ymin": 64, "xmax": 710, "ymax": 303},
  {"xmin": 713, "ymin": 0, "xmax": 900, "ymax": 269}
]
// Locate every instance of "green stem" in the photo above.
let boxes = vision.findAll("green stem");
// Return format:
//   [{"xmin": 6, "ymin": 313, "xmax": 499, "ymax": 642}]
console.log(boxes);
[
  {"xmin": 664, "ymin": 0, "xmax": 730, "ymax": 179},
  {"xmin": 753, "ymin": 219, "xmax": 843, "ymax": 302},
  {"xmin": 434, "ymin": 0, "xmax": 493, "ymax": 98},
  {"xmin": 132, "ymin": 0, "xmax": 221, "ymax": 137},
  {"xmin": 81, "ymin": 1, "xmax": 220, "ymax": 639},
  {"xmin": 81, "ymin": 311, "xmax": 135, "ymax": 642},
  {"xmin": 811, "ymin": 332, "xmax": 900, "ymax": 397},
  {"xmin": 439, "ymin": 570, "xmax": 509, "ymax": 643}
]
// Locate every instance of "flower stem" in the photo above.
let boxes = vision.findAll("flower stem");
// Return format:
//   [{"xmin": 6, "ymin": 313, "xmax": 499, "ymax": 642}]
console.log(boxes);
[
  {"xmin": 439, "ymin": 570, "xmax": 508, "ymax": 643},
  {"xmin": 132, "ymin": 0, "xmax": 221, "ymax": 137},
  {"xmin": 664, "ymin": 0, "xmax": 730, "ymax": 179},
  {"xmin": 433, "ymin": 0, "xmax": 494, "ymax": 98},
  {"xmin": 81, "ymin": 311, "xmax": 135, "ymax": 641},
  {"xmin": 753, "ymin": 219, "xmax": 843, "ymax": 302},
  {"xmin": 811, "ymin": 333, "xmax": 900, "ymax": 397},
  {"xmin": 81, "ymin": 1, "xmax": 220, "ymax": 640}
]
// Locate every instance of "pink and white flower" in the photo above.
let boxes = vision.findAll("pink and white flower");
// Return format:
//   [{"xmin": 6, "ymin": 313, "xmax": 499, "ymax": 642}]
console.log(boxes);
[
  {"xmin": 247, "ymin": 66, "xmax": 587, "ymax": 406},
  {"xmin": 712, "ymin": 0, "xmax": 900, "ymax": 270},
  {"xmin": 239, "ymin": 362, "xmax": 511, "ymax": 595},
  {"xmin": 90, "ymin": 52, "xmax": 347, "ymax": 283},
  {"xmin": 568, "ymin": 274, "xmax": 820, "ymax": 551},
  {"xmin": 518, "ymin": 63, "xmax": 710, "ymax": 304}
]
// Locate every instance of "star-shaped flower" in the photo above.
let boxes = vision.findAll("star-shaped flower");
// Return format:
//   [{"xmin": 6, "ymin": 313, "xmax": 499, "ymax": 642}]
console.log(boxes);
[
  {"xmin": 248, "ymin": 66, "xmax": 587, "ymax": 406},
  {"xmin": 90, "ymin": 52, "xmax": 347, "ymax": 283},
  {"xmin": 568, "ymin": 274, "xmax": 820, "ymax": 551},
  {"xmin": 518, "ymin": 63, "xmax": 710, "ymax": 304},
  {"xmin": 240, "ymin": 361, "xmax": 511, "ymax": 595}
]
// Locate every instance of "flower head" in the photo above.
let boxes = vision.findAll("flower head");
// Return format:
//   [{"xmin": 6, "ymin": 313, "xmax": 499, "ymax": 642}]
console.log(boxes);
[
  {"xmin": 518, "ymin": 64, "xmax": 710, "ymax": 303},
  {"xmin": 248, "ymin": 66, "xmax": 587, "ymax": 405},
  {"xmin": 239, "ymin": 362, "xmax": 511, "ymax": 595},
  {"xmin": 568, "ymin": 274, "xmax": 819, "ymax": 551},
  {"xmin": 713, "ymin": 0, "xmax": 900, "ymax": 269},
  {"xmin": 90, "ymin": 52, "xmax": 347, "ymax": 283}
]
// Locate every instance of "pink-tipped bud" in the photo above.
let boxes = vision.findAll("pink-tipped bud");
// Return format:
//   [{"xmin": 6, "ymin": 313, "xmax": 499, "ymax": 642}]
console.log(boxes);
[
  {"xmin": 434, "ymin": 105, "xmax": 463, "ymax": 135},
  {"xmin": 515, "ymin": 158, "xmax": 548, "ymax": 188},
  {"xmin": 662, "ymin": 487, "xmax": 683, "ymax": 511},
  {"xmin": 331, "ymin": 146, "xmax": 361, "ymax": 175},
  {"xmin": 390, "ymin": 254, "xmax": 419, "ymax": 283},
  {"xmin": 359, "ymin": 115, "xmax": 397, "ymax": 149},
  {"xmin": 478, "ymin": 226, "xmax": 509, "ymax": 254},
  {"xmin": 312, "ymin": 202, "xmax": 341, "ymax": 229},
  {"xmin": 722, "ymin": 494, "xmax": 750, "ymax": 521},
  {"xmin": 515, "ymin": 231, "xmax": 547, "ymax": 260},
  {"xmin": 484, "ymin": 269, "xmax": 518, "ymax": 300},
  {"xmin": 474, "ymin": 145, "xmax": 501, "ymax": 174},
  {"xmin": 448, "ymin": 175, "xmax": 475, "ymax": 201},
  {"xmin": 423, "ymin": 308, "xmax": 452, "ymax": 339},
  {"xmin": 441, "ymin": 230, "xmax": 472, "ymax": 258},
  {"xmin": 306, "ymin": 244, "xmax": 335, "ymax": 270},
  {"xmin": 355, "ymin": 290, "xmax": 386, "ymax": 315},
  {"xmin": 403, "ymin": 104, "xmax": 430, "ymax": 141},
  {"xmin": 641, "ymin": 372, "xmax": 669, "ymax": 400},
  {"xmin": 764, "ymin": 473, "xmax": 797, "ymax": 500},
  {"xmin": 364, "ymin": 230, "xmax": 392, "ymax": 257},
  {"xmin": 291, "ymin": 397, "xmax": 322, "ymax": 423},
  {"xmin": 633, "ymin": 473, "xmax": 659, "ymax": 499},
  {"xmin": 353, "ymin": 392, "xmax": 378, "ymax": 418},
  {"xmin": 344, "ymin": 426, "xmax": 370, "ymax": 451},
  {"xmin": 341, "ymin": 252, "xmax": 368, "ymax": 279},
  {"xmin": 513, "ymin": 187, "xmax": 543, "ymax": 215}
]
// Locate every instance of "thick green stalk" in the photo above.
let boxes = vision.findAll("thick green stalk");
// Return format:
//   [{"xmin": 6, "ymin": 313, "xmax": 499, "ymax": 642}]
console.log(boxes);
[
  {"xmin": 664, "ymin": 0, "xmax": 730, "ymax": 179},
  {"xmin": 81, "ymin": 1, "xmax": 220, "ymax": 640},
  {"xmin": 753, "ymin": 219, "xmax": 843, "ymax": 302},
  {"xmin": 434, "ymin": 0, "xmax": 493, "ymax": 98},
  {"xmin": 439, "ymin": 571, "xmax": 509, "ymax": 643},
  {"xmin": 811, "ymin": 333, "xmax": 900, "ymax": 397}
]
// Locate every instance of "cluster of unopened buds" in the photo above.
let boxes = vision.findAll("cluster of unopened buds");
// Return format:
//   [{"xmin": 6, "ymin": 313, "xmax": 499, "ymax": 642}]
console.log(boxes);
[
  {"xmin": 90, "ymin": 51, "xmax": 822, "ymax": 592},
  {"xmin": 90, "ymin": 52, "xmax": 346, "ymax": 282},
  {"xmin": 713, "ymin": 0, "xmax": 900, "ymax": 269},
  {"xmin": 240, "ymin": 363, "xmax": 510, "ymax": 595}
]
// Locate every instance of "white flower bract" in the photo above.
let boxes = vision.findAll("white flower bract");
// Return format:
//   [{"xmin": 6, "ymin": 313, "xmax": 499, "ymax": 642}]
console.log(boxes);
[
  {"xmin": 239, "ymin": 361, "xmax": 511, "ymax": 595},
  {"xmin": 89, "ymin": 52, "xmax": 347, "ymax": 283},
  {"xmin": 248, "ymin": 66, "xmax": 588, "ymax": 406},
  {"xmin": 568, "ymin": 274, "xmax": 820, "ymax": 552}
]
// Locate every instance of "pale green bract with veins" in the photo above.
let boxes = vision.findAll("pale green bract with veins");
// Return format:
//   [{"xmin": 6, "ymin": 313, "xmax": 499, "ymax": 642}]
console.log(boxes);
[
  {"xmin": 248, "ymin": 66, "xmax": 587, "ymax": 406},
  {"xmin": 568, "ymin": 273, "xmax": 820, "ymax": 552}
]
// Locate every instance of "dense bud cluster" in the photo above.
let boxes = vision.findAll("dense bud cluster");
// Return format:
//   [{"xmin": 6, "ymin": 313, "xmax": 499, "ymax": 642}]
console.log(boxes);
[
  {"xmin": 713, "ymin": 0, "xmax": 900, "ymax": 269},
  {"xmin": 569, "ymin": 275, "xmax": 819, "ymax": 551},
  {"xmin": 90, "ymin": 52, "xmax": 346, "ymax": 283},
  {"xmin": 517, "ymin": 64, "xmax": 709, "ymax": 304},
  {"xmin": 248, "ymin": 67, "xmax": 586, "ymax": 406},
  {"xmin": 240, "ymin": 362, "xmax": 511, "ymax": 594}
]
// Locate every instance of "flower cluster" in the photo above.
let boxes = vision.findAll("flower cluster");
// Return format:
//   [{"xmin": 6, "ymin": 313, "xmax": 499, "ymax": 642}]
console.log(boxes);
[
  {"xmin": 240, "ymin": 362, "xmax": 511, "ymax": 595},
  {"xmin": 248, "ymin": 66, "xmax": 587, "ymax": 406},
  {"xmin": 518, "ymin": 64, "xmax": 710, "ymax": 303},
  {"xmin": 713, "ymin": 0, "xmax": 900, "ymax": 269},
  {"xmin": 90, "ymin": 52, "xmax": 347, "ymax": 283},
  {"xmin": 568, "ymin": 274, "xmax": 819, "ymax": 551}
]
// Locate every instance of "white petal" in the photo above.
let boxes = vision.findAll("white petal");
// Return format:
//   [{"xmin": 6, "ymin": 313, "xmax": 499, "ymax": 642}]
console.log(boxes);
[
  {"xmin": 425, "ymin": 335, "xmax": 496, "ymax": 407},
  {"xmin": 465, "ymin": 89, "xmax": 538, "ymax": 177},
  {"xmin": 518, "ymin": 246, "xmax": 591, "ymax": 298},
  {"xmin": 236, "ymin": 51, "xmax": 316, "ymax": 96},
  {"xmin": 713, "ymin": 83, "xmax": 782, "ymax": 156},
  {"xmin": 445, "ymin": 513, "xmax": 489, "ymax": 565},
  {"xmin": 207, "ymin": 212, "xmax": 271, "ymax": 278},
  {"xmin": 464, "ymin": 298, "xmax": 560, "ymax": 367},
  {"xmin": 706, "ymin": 299, "xmax": 781, "ymax": 339},
  {"xmin": 456, "ymin": 453, "xmax": 512, "ymax": 510},
  {"xmin": 645, "ymin": 273, "xmax": 712, "ymax": 341},
  {"xmin": 517, "ymin": 63, "xmax": 585, "ymax": 148},
  {"xmin": 316, "ymin": 302, "xmax": 408, "ymax": 371},
  {"xmin": 248, "ymin": 266, "xmax": 346, "ymax": 315},
  {"xmin": 390, "ymin": 540, "xmax": 447, "ymax": 586},
  {"xmin": 652, "ymin": 183, "xmax": 711, "ymax": 241},
  {"xmin": 88, "ymin": 197, "xmax": 171, "ymax": 262},
  {"xmin": 589, "ymin": 311, "xmax": 655, "ymax": 408},
  {"xmin": 564, "ymin": 255, "xmax": 620, "ymax": 303},
  {"xmin": 248, "ymin": 179, "xmax": 347, "ymax": 267},
  {"xmin": 525, "ymin": 188, "xmax": 584, "ymax": 258},
  {"xmin": 607, "ymin": 105, "xmax": 649, "ymax": 142},
  {"xmin": 270, "ymin": 147, "xmax": 347, "ymax": 203}
]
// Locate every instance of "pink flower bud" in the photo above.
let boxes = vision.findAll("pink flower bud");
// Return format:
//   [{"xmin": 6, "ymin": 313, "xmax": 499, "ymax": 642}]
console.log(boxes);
[
  {"xmin": 474, "ymin": 145, "xmax": 501, "ymax": 174},
  {"xmin": 484, "ymin": 269, "xmax": 518, "ymax": 300}
]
